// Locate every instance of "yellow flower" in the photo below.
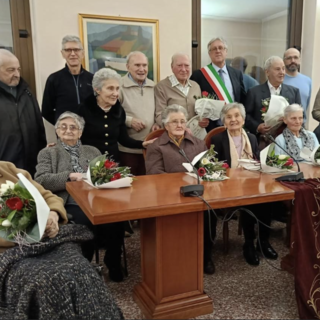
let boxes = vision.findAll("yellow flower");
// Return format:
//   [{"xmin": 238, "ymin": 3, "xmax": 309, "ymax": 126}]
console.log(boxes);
[{"xmin": 201, "ymin": 158, "xmax": 210, "ymax": 165}]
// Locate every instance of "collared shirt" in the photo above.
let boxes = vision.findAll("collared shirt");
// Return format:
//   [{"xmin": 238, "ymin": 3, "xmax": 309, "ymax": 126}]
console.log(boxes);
[
  {"xmin": 211, "ymin": 63, "xmax": 235, "ymax": 101},
  {"xmin": 267, "ymin": 81, "xmax": 282, "ymax": 95},
  {"xmin": 128, "ymin": 72, "xmax": 146, "ymax": 86},
  {"xmin": 168, "ymin": 74, "xmax": 191, "ymax": 96}
]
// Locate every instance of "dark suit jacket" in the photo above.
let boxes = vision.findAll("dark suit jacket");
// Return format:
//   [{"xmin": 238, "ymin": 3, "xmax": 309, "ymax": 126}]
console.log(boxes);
[
  {"xmin": 245, "ymin": 81, "xmax": 301, "ymax": 134},
  {"xmin": 210, "ymin": 130, "xmax": 260, "ymax": 168},
  {"xmin": 190, "ymin": 65, "xmax": 246, "ymax": 104}
]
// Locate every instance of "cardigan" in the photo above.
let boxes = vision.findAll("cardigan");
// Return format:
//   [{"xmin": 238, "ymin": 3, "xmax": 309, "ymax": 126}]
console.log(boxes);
[
  {"xmin": 154, "ymin": 77, "xmax": 201, "ymax": 126},
  {"xmin": 77, "ymin": 94, "xmax": 143, "ymax": 163},
  {"xmin": 34, "ymin": 141, "xmax": 101, "ymax": 204}
]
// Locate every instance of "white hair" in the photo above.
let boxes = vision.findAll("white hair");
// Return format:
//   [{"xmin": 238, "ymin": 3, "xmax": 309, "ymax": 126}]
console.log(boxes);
[
  {"xmin": 220, "ymin": 103, "xmax": 246, "ymax": 124},
  {"xmin": 92, "ymin": 68, "xmax": 121, "ymax": 95},
  {"xmin": 0, "ymin": 49, "xmax": 17, "ymax": 67},
  {"xmin": 162, "ymin": 104, "xmax": 188, "ymax": 125},
  {"xmin": 171, "ymin": 53, "xmax": 190, "ymax": 66},
  {"xmin": 61, "ymin": 35, "xmax": 83, "ymax": 50},
  {"xmin": 207, "ymin": 37, "xmax": 228, "ymax": 52},
  {"xmin": 264, "ymin": 56, "xmax": 283, "ymax": 70},
  {"xmin": 55, "ymin": 111, "xmax": 85, "ymax": 130},
  {"xmin": 284, "ymin": 104, "xmax": 304, "ymax": 118},
  {"xmin": 126, "ymin": 51, "xmax": 148, "ymax": 64}
]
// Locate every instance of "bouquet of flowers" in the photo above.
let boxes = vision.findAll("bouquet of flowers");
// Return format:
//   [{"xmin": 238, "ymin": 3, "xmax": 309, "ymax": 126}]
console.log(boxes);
[
  {"xmin": 194, "ymin": 91, "xmax": 225, "ymax": 121},
  {"xmin": 86, "ymin": 154, "xmax": 133, "ymax": 189},
  {"xmin": 182, "ymin": 145, "xmax": 229, "ymax": 181},
  {"xmin": 300, "ymin": 145, "xmax": 320, "ymax": 166},
  {"xmin": 261, "ymin": 95, "xmax": 288, "ymax": 128},
  {"xmin": 0, "ymin": 173, "xmax": 50, "ymax": 243}
]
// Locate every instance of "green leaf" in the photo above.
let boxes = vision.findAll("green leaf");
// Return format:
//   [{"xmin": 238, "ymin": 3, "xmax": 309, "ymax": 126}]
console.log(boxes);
[{"xmin": 7, "ymin": 210, "xmax": 17, "ymax": 222}]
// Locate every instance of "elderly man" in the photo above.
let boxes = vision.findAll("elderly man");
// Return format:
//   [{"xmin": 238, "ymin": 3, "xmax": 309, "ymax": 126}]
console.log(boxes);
[
  {"xmin": 42, "ymin": 35, "xmax": 93, "ymax": 125},
  {"xmin": 283, "ymin": 48, "xmax": 312, "ymax": 122},
  {"xmin": 0, "ymin": 49, "xmax": 46, "ymax": 177},
  {"xmin": 190, "ymin": 37, "xmax": 246, "ymax": 131},
  {"xmin": 155, "ymin": 53, "xmax": 209, "ymax": 129},
  {"xmin": 245, "ymin": 56, "xmax": 301, "ymax": 137},
  {"xmin": 118, "ymin": 51, "xmax": 159, "ymax": 176}
]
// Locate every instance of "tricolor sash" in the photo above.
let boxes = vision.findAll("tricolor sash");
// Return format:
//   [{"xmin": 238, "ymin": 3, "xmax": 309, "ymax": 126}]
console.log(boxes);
[{"xmin": 200, "ymin": 64, "xmax": 233, "ymax": 103}]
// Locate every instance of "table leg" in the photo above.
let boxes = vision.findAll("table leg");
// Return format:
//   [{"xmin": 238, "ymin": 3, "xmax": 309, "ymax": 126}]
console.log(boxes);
[{"xmin": 133, "ymin": 211, "xmax": 213, "ymax": 319}]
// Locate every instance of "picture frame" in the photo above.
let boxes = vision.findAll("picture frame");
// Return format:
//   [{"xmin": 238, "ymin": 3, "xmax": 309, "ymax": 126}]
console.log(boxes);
[{"xmin": 79, "ymin": 14, "xmax": 160, "ymax": 82}]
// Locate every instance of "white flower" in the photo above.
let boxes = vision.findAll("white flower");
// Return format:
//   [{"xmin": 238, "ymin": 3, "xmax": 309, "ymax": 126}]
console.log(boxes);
[
  {"xmin": 95, "ymin": 161, "xmax": 100, "ymax": 166},
  {"xmin": 261, "ymin": 113, "xmax": 265, "ymax": 118},
  {"xmin": 2, "ymin": 219, "xmax": 12, "ymax": 227},
  {"xmin": 278, "ymin": 155, "xmax": 287, "ymax": 160},
  {"xmin": 6, "ymin": 181, "xmax": 14, "ymax": 188},
  {"xmin": 0, "ymin": 180, "xmax": 14, "ymax": 195},
  {"xmin": 201, "ymin": 158, "xmax": 210, "ymax": 165},
  {"xmin": 316, "ymin": 159, "xmax": 320, "ymax": 164}
]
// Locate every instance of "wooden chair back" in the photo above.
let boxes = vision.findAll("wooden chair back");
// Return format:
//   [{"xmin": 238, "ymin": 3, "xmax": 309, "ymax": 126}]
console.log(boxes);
[
  {"xmin": 143, "ymin": 129, "xmax": 165, "ymax": 159},
  {"xmin": 204, "ymin": 126, "xmax": 226, "ymax": 149}
]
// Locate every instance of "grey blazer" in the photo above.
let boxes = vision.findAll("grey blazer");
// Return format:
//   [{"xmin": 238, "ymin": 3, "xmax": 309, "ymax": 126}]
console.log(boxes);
[{"xmin": 35, "ymin": 141, "xmax": 101, "ymax": 204}]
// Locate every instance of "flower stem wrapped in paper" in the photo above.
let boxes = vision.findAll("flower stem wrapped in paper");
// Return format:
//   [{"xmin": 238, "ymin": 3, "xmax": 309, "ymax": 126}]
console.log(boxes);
[
  {"xmin": 86, "ymin": 154, "xmax": 133, "ymax": 188},
  {"xmin": 182, "ymin": 145, "xmax": 229, "ymax": 181},
  {"xmin": 0, "ymin": 173, "xmax": 50, "ymax": 244},
  {"xmin": 300, "ymin": 145, "xmax": 320, "ymax": 166},
  {"xmin": 260, "ymin": 143, "xmax": 294, "ymax": 173}
]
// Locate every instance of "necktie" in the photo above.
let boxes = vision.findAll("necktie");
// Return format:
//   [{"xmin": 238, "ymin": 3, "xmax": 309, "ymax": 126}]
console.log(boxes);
[{"xmin": 218, "ymin": 69, "xmax": 225, "ymax": 84}]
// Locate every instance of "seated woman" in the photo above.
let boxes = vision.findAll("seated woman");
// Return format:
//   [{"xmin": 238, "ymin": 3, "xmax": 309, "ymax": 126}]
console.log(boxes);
[
  {"xmin": 211, "ymin": 102, "xmax": 278, "ymax": 265},
  {"xmin": 0, "ymin": 161, "xmax": 123, "ymax": 319},
  {"xmin": 35, "ymin": 111, "xmax": 123, "ymax": 282},
  {"xmin": 274, "ymin": 104, "xmax": 319, "ymax": 159},
  {"xmin": 145, "ymin": 104, "xmax": 217, "ymax": 275}
]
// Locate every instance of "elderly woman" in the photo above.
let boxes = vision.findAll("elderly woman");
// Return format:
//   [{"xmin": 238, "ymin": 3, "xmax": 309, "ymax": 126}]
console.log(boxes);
[
  {"xmin": 145, "ymin": 104, "xmax": 217, "ymax": 275},
  {"xmin": 275, "ymin": 104, "xmax": 319, "ymax": 159},
  {"xmin": 0, "ymin": 161, "xmax": 123, "ymax": 319},
  {"xmin": 35, "ymin": 111, "xmax": 124, "ymax": 282},
  {"xmin": 211, "ymin": 103, "xmax": 277, "ymax": 266}
]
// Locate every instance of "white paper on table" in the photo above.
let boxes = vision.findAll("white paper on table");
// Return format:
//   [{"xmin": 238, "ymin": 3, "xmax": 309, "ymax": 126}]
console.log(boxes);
[
  {"xmin": 300, "ymin": 146, "xmax": 320, "ymax": 166},
  {"xmin": 264, "ymin": 95, "xmax": 289, "ymax": 128},
  {"xmin": 85, "ymin": 166, "xmax": 132, "ymax": 189},
  {"xmin": 186, "ymin": 115, "xmax": 207, "ymax": 140},
  {"xmin": 237, "ymin": 159, "xmax": 261, "ymax": 171},
  {"xmin": 195, "ymin": 98, "xmax": 225, "ymax": 121}
]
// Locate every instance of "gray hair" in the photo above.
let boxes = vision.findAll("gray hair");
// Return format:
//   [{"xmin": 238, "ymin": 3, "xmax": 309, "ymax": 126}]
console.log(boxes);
[
  {"xmin": 0, "ymin": 49, "xmax": 17, "ymax": 67},
  {"xmin": 162, "ymin": 104, "xmax": 188, "ymax": 125},
  {"xmin": 55, "ymin": 111, "xmax": 85, "ymax": 131},
  {"xmin": 284, "ymin": 104, "xmax": 304, "ymax": 118},
  {"xmin": 61, "ymin": 35, "xmax": 83, "ymax": 50},
  {"xmin": 264, "ymin": 56, "xmax": 283, "ymax": 70},
  {"xmin": 92, "ymin": 68, "xmax": 121, "ymax": 95},
  {"xmin": 171, "ymin": 53, "xmax": 190, "ymax": 66},
  {"xmin": 126, "ymin": 51, "xmax": 148, "ymax": 64},
  {"xmin": 220, "ymin": 103, "xmax": 246, "ymax": 124},
  {"xmin": 207, "ymin": 37, "xmax": 228, "ymax": 52}
]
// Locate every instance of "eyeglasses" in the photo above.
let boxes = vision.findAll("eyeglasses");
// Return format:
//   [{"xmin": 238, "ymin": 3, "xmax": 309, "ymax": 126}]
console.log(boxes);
[
  {"xmin": 168, "ymin": 120, "xmax": 187, "ymax": 126},
  {"xmin": 63, "ymin": 48, "xmax": 82, "ymax": 54},
  {"xmin": 209, "ymin": 46, "xmax": 226, "ymax": 52},
  {"xmin": 284, "ymin": 55, "xmax": 300, "ymax": 61},
  {"xmin": 57, "ymin": 124, "xmax": 79, "ymax": 132}
]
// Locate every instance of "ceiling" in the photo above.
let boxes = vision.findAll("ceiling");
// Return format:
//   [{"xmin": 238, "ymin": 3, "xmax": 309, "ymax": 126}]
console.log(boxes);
[{"xmin": 201, "ymin": 0, "xmax": 290, "ymax": 22}]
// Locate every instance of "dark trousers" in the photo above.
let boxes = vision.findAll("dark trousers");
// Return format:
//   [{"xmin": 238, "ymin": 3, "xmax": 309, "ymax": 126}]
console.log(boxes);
[
  {"xmin": 65, "ymin": 204, "xmax": 124, "ymax": 268},
  {"xmin": 206, "ymin": 119, "xmax": 223, "ymax": 133},
  {"xmin": 119, "ymin": 151, "xmax": 146, "ymax": 176},
  {"xmin": 204, "ymin": 210, "xmax": 217, "ymax": 263}
]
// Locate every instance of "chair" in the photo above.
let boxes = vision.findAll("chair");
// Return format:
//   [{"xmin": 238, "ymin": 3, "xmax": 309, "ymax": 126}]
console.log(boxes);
[
  {"xmin": 143, "ymin": 128, "xmax": 165, "ymax": 159},
  {"xmin": 204, "ymin": 126, "xmax": 226, "ymax": 149}
]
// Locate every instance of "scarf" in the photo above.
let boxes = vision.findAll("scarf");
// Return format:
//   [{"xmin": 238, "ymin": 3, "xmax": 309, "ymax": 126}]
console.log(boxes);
[
  {"xmin": 168, "ymin": 133, "xmax": 184, "ymax": 147},
  {"xmin": 282, "ymin": 127, "xmax": 315, "ymax": 160},
  {"xmin": 227, "ymin": 129, "xmax": 253, "ymax": 168},
  {"xmin": 60, "ymin": 140, "xmax": 84, "ymax": 173}
]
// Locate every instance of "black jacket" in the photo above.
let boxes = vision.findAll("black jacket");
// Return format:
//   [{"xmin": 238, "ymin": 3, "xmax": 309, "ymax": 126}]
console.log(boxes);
[
  {"xmin": 42, "ymin": 65, "xmax": 93, "ymax": 124},
  {"xmin": 245, "ymin": 81, "xmax": 301, "ymax": 134},
  {"xmin": 190, "ymin": 65, "xmax": 246, "ymax": 104},
  {"xmin": 0, "ymin": 79, "xmax": 46, "ymax": 176},
  {"xmin": 77, "ymin": 95, "xmax": 143, "ymax": 162},
  {"xmin": 211, "ymin": 130, "xmax": 260, "ymax": 167}
]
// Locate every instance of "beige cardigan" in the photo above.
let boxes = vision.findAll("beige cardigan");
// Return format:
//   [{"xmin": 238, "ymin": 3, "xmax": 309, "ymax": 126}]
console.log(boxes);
[{"xmin": 154, "ymin": 77, "xmax": 201, "ymax": 126}]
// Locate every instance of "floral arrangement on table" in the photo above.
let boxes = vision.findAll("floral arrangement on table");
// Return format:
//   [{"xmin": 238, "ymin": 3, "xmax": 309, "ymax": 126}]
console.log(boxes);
[
  {"xmin": 183, "ymin": 145, "xmax": 229, "ymax": 181},
  {"xmin": 86, "ymin": 154, "xmax": 133, "ymax": 189},
  {"xmin": 314, "ymin": 146, "xmax": 320, "ymax": 164},
  {"xmin": 193, "ymin": 91, "xmax": 219, "ymax": 101},
  {"xmin": 300, "ymin": 145, "xmax": 320, "ymax": 166},
  {"xmin": 0, "ymin": 174, "xmax": 50, "ymax": 244},
  {"xmin": 266, "ymin": 152, "xmax": 294, "ymax": 170}
]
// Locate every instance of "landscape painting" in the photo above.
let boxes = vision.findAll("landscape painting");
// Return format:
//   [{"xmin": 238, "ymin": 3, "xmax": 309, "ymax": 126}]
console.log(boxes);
[{"xmin": 79, "ymin": 14, "xmax": 159, "ymax": 82}]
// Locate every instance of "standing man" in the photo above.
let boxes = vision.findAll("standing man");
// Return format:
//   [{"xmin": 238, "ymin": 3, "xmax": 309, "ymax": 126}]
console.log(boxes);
[
  {"xmin": 283, "ymin": 48, "xmax": 312, "ymax": 122},
  {"xmin": 190, "ymin": 37, "xmax": 246, "ymax": 131},
  {"xmin": 245, "ymin": 56, "xmax": 301, "ymax": 137},
  {"xmin": 155, "ymin": 53, "xmax": 208, "ymax": 129},
  {"xmin": 0, "ymin": 49, "xmax": 46, "ymax": 176},
  {"xmin": 118, "ymin": 51, "xmax": 159, "ymax": 176},
  {"xmin": 42, "ymin": 35, "xmax": 93, "ymax": 125}
]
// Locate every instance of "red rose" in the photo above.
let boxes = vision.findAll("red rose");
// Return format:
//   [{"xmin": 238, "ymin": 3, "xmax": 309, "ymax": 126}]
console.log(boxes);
[
  {"xmin": 284, "ymin": 158, "xmax": 294, "ymax": 166},
  {"xmin": 222, "ymin": 163, "xmax": 229, "ymax": 169},
  {"xmin": 198, "ymin": 167, "xmax": 206, "ymax": 177},
  {"xmin": 113, "ymin": 173, "xmax": 121, "ymax": 180},
  {"xmin": 6, "ymin": 197, "xmax": 23, "ymax": 211},
  {"xmin": 104, "ymin": 160, "xmax": 116, "ymax": 169},
  {"xmin": 261, "ymin": 107, "xmax": 267, "ymax": 112},
  {"xmin": 202, "ymin": 91, "xmax": 209, "ymax": 97}
]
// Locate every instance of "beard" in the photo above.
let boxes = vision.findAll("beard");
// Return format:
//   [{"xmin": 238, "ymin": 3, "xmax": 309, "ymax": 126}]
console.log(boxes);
[{"xmin": 286, "ymin": 63, "xmax": 299, "ymax": 72}]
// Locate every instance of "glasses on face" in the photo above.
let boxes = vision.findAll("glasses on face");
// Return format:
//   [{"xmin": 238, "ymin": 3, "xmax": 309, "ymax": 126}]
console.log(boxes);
[
  {"xmin": 57, "ymin": 124, "xmax": 79, "ymax": 132},
  {"xmin": 63, "ymin": 48, "xmax": 82, "ymax": 54},
  {"xmin": 210, "ymin": 46, "xmax": 226, "ymax": 52},
  {"xmin": 168, "ymin": 120, "xmax": 187, "ymax": 127},
  {"xmin": 284, "ymin": 55, "xmax": 300, "ymax": 61}
]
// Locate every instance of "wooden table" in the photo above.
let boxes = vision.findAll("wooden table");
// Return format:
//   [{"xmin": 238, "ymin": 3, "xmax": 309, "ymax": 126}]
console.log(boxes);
[{"xmin": 67, "ymin": 168, "xmax": 294, "ymax": 319}]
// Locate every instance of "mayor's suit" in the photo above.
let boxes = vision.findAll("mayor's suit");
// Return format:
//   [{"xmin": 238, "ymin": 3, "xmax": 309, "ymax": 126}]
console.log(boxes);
[
  {"xmin": 245, "ymin": 81, "xmax": 301, "ymax": 135},
  {"xmin": 190, "ymin": 65, "xmax": 246, "ymax": 131}
]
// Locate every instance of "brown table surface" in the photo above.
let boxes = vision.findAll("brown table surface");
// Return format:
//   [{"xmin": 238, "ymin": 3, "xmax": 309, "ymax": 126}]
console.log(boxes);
[{"xmin": 66, "ymin": 166, "xmax": 298, "ymax": 225}]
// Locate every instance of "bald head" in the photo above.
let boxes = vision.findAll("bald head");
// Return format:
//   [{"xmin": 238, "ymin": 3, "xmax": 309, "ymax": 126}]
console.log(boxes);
[
  {"xmin": 283, "ymin": 48, "xmax": 300, "ymax": 74},
  {"xmin": 0, "ymin": 49, "xmax": 20, "ymax": 87}
]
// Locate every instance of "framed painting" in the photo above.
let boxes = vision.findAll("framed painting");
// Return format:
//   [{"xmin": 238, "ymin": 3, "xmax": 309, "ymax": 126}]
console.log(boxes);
[{"xmin": 79, "ymin": 14, "xmax": 159, "ymax": 82}]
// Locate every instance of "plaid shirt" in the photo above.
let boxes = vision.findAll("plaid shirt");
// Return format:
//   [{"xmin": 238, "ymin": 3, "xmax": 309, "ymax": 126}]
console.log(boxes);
[{"xmin": 169, "ymin": 74, "xmax": 192, "ymax": 96}]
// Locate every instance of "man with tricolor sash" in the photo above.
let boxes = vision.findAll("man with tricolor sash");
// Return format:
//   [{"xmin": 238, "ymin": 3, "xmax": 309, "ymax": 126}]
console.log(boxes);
[{"xmin": 190, "ymin": 37, "xmax": 246, "ymax": 132}]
